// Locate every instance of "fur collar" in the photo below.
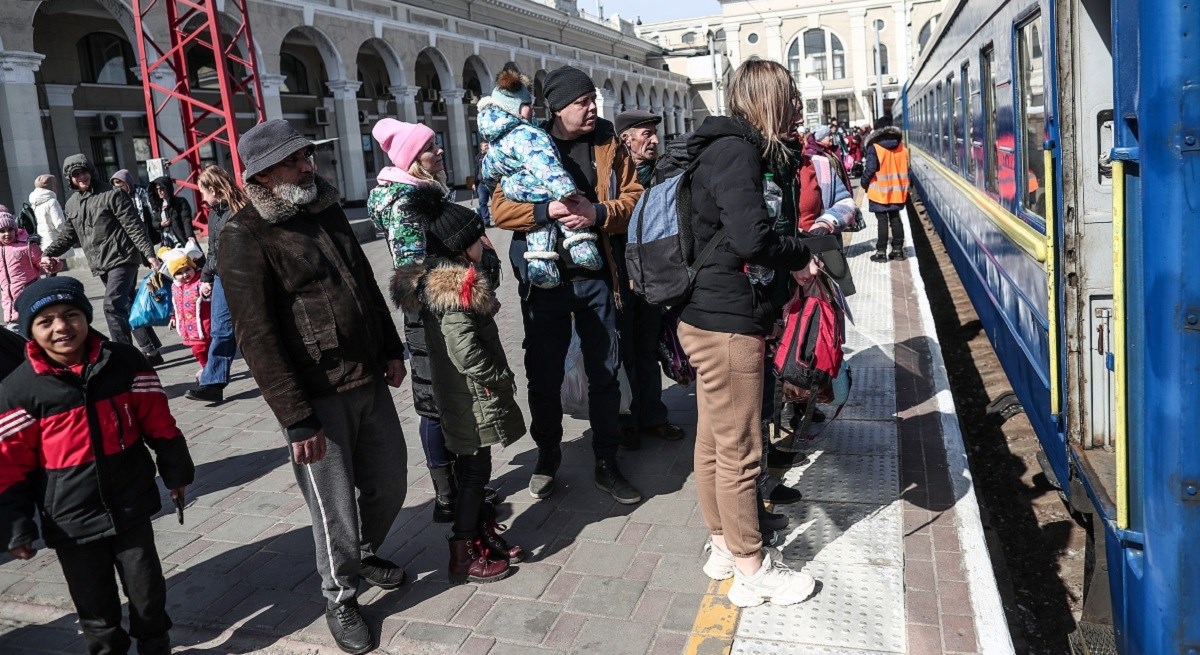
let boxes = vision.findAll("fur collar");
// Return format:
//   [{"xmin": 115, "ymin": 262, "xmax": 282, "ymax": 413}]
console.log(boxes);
[
  {"xmin": 390, "ymin": 260, "xmax": 495, "ymax": 316},
  {"xmin": 244, "ymin": 176, "xmax": 341, "ymax": 224},
  {"xmin": 866, "ymin": 126, "xmax": 904, "ymax": 147}
]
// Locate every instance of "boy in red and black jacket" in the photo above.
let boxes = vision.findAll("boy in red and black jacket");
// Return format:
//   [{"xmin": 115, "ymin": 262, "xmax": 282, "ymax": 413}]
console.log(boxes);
[{"xmin": 0, "ymin": 276, "xmax": 194, "ymax": 655}]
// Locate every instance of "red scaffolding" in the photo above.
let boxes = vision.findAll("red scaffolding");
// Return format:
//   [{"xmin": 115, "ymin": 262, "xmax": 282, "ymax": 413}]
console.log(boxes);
[{"xmin": 130, "ymin": 0, "xmax": 266, "ymax": 229}]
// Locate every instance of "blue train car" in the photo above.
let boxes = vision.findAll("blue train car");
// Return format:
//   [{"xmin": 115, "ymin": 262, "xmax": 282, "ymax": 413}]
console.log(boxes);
[{"xmin": 898, "ymin": 0, "xmax": 1200, "ymax": 652}]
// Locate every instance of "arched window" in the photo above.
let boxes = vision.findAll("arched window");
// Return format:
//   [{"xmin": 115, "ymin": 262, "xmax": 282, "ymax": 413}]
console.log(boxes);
[
  {"xmin": 787, "ymin": 29, "xmax": 845, "ymax": 82},
  {"xmin": 280, "ymin": 53, "xmax": 310, "ymax": 95},
  {"xmin": 874, "ymin": 43, "xmax": 890, "ymax": 75},
  {"xmin": 77, "ymin": 33, "xmax": 137, "ymax": 85},
  {"xmin": 187, "ymin": 47, "xmax": 219, "ymax": 89},
  {"xmin": 918, "ymin": 15, "xmax": 941, "ymax": 54},
  {"xmin": 681, "ymin": 31, "xmax": 697, "ymax": 45},
  {"xmin": 714, "ymin": 29, "xmax": 726, "ymax": 41}
]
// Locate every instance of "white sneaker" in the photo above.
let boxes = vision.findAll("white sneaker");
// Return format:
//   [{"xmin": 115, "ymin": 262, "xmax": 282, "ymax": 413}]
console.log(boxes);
[
  {"xmin": 727, "ymin": 550, "xmax": 817, "ymax": 608},
  {"xmin": 703, "ymin": 540, "xmax": 784, "ymax": 581}
]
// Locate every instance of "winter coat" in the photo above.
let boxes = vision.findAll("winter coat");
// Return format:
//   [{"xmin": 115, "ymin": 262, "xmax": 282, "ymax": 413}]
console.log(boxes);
[
  {"xmin": 679, "ymin": 116, "xmax": 812, "ymax": 336},
  {"xmin": 0, "ymin": 230, "xmax": 60, "ymax": 323},
  {"xmin": 201, "ymin": 202, "xmax": 231, "ymax": 284},
  {"xmin": 391, "ymin": 259, "xmax": 525, "ymax": 455},
  {"xmin": 44, "ymin": 156, "xmax": 158, "ymax": 274},
  {"xmin": 0, "ymin": 333, "xmax": 195, "ymax": 549},
  {"xmin": 862, "ymin": 126, "xmax": 908, "ymax": 213},
  {"xmin": 27, "ymin": 188, "xmax": 66, "ymax": 245},
  {"xmin": 799, "ymin": 154, "xmax": 859, "ymax": 233},
  {"xmin": 110, "ymin": 170, "xmax": 160, "ymax": 246},
  {"xmin": 219, "ymin": 176, "xmax": 406, "ymax": 441},
  {"xmin": 490, "ymin": 117, "xmax": 643, "ymax": 300},
  {"xmin": 477, "ymin": 99, "xmax": 577, "ymax": 203},
  {"xmin": 171, "ymin": 277, "xmax": 211, "ymax": 347},
  {"xmin": 148, "ymin": 176, "xmax": 197, "ymax": 246}
]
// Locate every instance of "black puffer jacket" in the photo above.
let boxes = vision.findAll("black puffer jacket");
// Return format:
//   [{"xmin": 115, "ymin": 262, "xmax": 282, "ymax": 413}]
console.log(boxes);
[
  {"xmin": 148, "ymin": 176, "xmax": 197, "ymax": 246},
  {"xmin": 201, "ymin": 201, "xmax": 231, "ymax": 284},
  {"xmin": 679, "ymin": 116, "xmax": 811, "ymax": 335}
]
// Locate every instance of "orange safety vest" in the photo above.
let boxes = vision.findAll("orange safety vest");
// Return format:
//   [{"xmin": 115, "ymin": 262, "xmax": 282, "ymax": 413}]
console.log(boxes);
[{"xmin": 867, "ymin": 142, "xmax": 910, "ymax": 205}]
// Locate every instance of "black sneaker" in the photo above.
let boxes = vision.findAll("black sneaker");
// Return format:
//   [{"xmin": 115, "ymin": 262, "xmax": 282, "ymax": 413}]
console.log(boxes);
[
  {"xmin": 325, "ymin": 599, "xmax": 372, "ymax": 654},
  {"xmin": 595, "ymin": 458, "xmax": 643, "ymax": 505},
  {"xmin": 767, "ymin": 447, "xmax": 809, "ymax": 469},
  {"xmin": 185, "ymin": 385, "xmax": 224, "ymax": 404},
  {"xmin": 767, "ymin": 484, "xmax": 804, "ymax": 505},
  {"xmin": 528, "ymin": 447, "xmax": 561, "ymax": 499},
  {"xmin": 759, "ymin": 503, "xmax": 790, "ymax": 531},
  {"xmin": 888, "ymin": 249, "xmax": 905, "ymax": 261},
  {"xmin": 869, "ymin": 251, "xmax": 888, "ymax": 263},
  {"xmin": 619, "ymin": 427, "xmax": 641, "ymax": 450},
  {"xmin": 144, "ymin": 353, "xmax": 165, "ymax": 367},
  {"xmin": 360, "ymin": 555, "xmax": 406, "ymax": 590},
  {"xmin": 641, "ymin": 422, "xmax": 685, "ymax": 441}
]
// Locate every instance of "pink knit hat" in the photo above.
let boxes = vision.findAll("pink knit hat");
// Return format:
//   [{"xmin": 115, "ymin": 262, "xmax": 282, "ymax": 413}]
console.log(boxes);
[
  {"xmin": 0, "ymin": 212, "xmax": 16, "ymax": 230},
  {"xmin": 372, "ymin": 118, "xmax": 435, "ymax": 170}
]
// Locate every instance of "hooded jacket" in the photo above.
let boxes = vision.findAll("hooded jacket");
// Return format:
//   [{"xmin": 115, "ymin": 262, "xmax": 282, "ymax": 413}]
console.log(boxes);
[
  {"xmin": 27, "ymin": 188, "xmax": 66, "ymax": 245},
  {"xmin": 200, "ymin": 201, "xmax": 231, "ymax": 284},
  {"xmin": 218, "ymin": 176, "xmax": 406, "ymax": 440},
  {"xmin": 109, "ymin": 169, "xmax": 159, "ymax": 246},
  {"xmin": 0, "ymin": 229, "xmax": 61, "ymax": 323},
  {"xmin": 0, "ymin": 333, "xmax": 194, "ymax": 549},
  {"xmin": 391, "ymin": 258, "xmax": 525, "ymax": 455},
  {"xmin": 477, "ymin": 99, "xmax": 578, "ymax": 203},
  {"xmin": 148, "ymin": 176, "xmax": 197, "ymax": 246},
  {"xmin": 44, "ymin": 155, "xmax": 158, "ymax": 273},
  {"xmin": 679, "ymin": 116, "xmax": 812, "ymax": 336},
  {"xmin": 490, "ymin": 117, "xmax": 643, "ymax": 299},
  {"xmin": 861, "ymin": 126, "xmax": 907, "ymax": 213}
]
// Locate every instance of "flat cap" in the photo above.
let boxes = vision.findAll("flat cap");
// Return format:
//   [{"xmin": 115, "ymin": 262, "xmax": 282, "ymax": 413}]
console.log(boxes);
[{"xmin": 615, "ymin": 110, "xmax": 662, "ymax": 135}]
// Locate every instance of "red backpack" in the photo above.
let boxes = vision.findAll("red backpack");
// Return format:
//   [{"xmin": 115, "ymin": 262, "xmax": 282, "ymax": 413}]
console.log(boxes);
[{"xmin": 773, "ymin": 274, "xmax": 845, "ymax": 403}]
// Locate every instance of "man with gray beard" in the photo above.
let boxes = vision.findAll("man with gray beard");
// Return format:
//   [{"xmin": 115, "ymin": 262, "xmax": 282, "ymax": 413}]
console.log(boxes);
[{"xmin": 218, "ymin": 119, "xmax": 410, "ymax": 654}]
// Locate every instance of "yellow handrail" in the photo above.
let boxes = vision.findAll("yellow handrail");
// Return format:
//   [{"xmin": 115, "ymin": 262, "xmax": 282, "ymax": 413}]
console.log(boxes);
[
  {"xmin": 1112, "ymin": 159, "xmax": 1128, "ymax": 530},
  {"xmin": 1044, "ymin": 148, "xmax": 1060, "ymax": 417}
]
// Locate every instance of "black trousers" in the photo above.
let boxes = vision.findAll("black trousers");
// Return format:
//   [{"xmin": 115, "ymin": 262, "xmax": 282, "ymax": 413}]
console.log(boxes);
[
  {"xmin": 618, "ymin": 289, "xmax": 668, "ymax": 430},
  {"xmin": 874, "ymin": 210, "xmax": 905, "ymax": 251},
  {"xmin": 55, "ymin": 522, "xmax": 171, "ymax": 655},
  {"xmin": 99, "ymin": 264, "xmax": 161, "ymax": 356},
  {"xmin": 452, "ymin": 447, "xmax": 493, "ymax": 540}
]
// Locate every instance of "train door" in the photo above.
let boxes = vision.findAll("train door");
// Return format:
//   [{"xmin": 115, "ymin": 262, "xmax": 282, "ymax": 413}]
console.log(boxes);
[{"xmin": 1055, "ymin": 0, "xmax": 1117, "ymax": 650}]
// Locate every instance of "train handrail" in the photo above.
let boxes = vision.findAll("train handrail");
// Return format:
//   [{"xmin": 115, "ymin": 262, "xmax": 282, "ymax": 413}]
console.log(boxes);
[
  {"xmin": 1111, "ymin": 158, "xmax": 1128, "ymax": 530},
  {"xmin": 1044, "ymin": 145, "xmax": 1060, "ymax": 420}
]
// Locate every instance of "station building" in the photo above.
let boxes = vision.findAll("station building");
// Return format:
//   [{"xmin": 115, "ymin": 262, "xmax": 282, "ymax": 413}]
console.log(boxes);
[
  {"xmin": 0, "ymin": 0, "xmax": 689, "ymax": 207},
  {"xmin": 640, "ymin": 0, "xmax": 946, "ymax": 127}
]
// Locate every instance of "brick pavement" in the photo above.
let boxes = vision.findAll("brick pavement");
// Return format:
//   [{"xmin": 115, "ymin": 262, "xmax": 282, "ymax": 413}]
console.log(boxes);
[{"xmin": 0, "ymin": 212, "xmax": 1011, "ymax": 654}]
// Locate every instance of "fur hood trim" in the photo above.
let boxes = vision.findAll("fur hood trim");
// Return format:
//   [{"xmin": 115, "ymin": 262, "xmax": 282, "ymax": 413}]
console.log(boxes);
[
  {"xmin": 390, "ymin": 260, "xmax": 495, "ymax": 315},
  {"xmin": 866, "ymin": 125, "xmax": 904, "ymax": 147},
  {"xmin": 244, "ymin": 176, "xmax": 341, "ymax": 224}
]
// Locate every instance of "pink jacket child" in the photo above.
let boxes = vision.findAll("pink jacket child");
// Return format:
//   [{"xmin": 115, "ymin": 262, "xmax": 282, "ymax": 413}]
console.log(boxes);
[
  {"xmin": 0, "ymin": 212, "xmax": 60, "ymax": 326},
  {"xmin": 167, "ymin": 255, "xmax": 212, "ymax": 369}
]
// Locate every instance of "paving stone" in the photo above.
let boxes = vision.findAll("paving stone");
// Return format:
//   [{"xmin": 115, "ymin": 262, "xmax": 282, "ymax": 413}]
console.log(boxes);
[
  {"xmin": 641, "ymin": 524, "xmax": 710, "ymax": 556},
  {"xmin": 648, "ymin": 555, "xmax": 712, "ymax": 593},
  {"xmin": 566, "ymin": 576, "xmax": 647, "ymax": 619},
  {"xmin": 662, "ymin": 593, "xmax": 704, "ymax": 632},
  {"xmin": 402, "ymin": 621, "xmax": 471, "ymax": 649},
  {"xmin": 569, "ymin": 617, "xmax": 656, "ymax": 655},
  {"xmin": 563, "ymin": 540, "xmax": 635, "ymax": 576},
  {"xmin": 477, "ymin": 562, "xmax": 558, "ymax": 599},
  {"xmin": 476, "ymin": 601, "xmax": 560, "ymax": 644},
  {"xmin": 488, "ymin": 643, "xmax": 567, "ymax": 655}
]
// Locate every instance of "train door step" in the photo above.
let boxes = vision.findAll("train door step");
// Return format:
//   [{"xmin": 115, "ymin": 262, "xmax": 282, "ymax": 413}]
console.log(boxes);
[{"xmin": 1068, "ymin": 621, "xmax": 1117, "ymax": 655}]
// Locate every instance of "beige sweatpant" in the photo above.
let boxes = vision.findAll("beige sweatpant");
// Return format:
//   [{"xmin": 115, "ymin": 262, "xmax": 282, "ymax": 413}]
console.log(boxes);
[{"xmin": 678, "ymin": 320, "xmax": 765, "ymax": 557}]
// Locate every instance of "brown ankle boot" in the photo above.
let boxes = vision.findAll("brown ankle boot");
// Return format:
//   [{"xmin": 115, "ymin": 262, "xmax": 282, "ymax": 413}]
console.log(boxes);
[
  {"xmin": 479, "ymin": 505, "xmax": 524, "ymax": 564},
  {"xmin": 448, "ymin": 536, "xmax": 511, "ymax": 584}
]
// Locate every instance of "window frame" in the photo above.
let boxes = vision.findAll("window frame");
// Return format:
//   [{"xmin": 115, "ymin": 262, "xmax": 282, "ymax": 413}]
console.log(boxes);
[
  {"xmin": 1013, "ymin": 12, "xmax": 1047, "ymax": 221},
  {"xmin": 981, "ymin": 44, "xmax": 999, "ymax": 194},
  {"xmin": 948, "ymin": 73, "xmax": 958, "ymax": 168},
  {"xmin": 962, "ymin": 62, "xmax": 975, "ymax": 180},
  {"xmin": 77, "ymin": 33, "xmax": 137, "ymax": 86}
]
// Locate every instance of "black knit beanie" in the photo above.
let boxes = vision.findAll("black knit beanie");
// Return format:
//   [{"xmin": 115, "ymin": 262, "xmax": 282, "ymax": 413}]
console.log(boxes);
[
  {"xmin": 544, "ymin": 66, "xmax": 596, "ymax": 112},
  {"xmin": 406, "ymin": 185, "xmax": 486, "ymax": 258},
  {"xmin": 17, "ymin": 277, "xmax": 93, "ymax": 338}
]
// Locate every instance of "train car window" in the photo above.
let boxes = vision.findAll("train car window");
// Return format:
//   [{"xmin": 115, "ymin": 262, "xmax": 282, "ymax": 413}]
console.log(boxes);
[
  {"xmin": 1016, "ymin": 15, "xmax": 1047, "ymax": 218},
  {"xmin": 981, "ymin": 45, "xmax": 998, "ymax": 193},
  {"xmin": 935, "ymin": 83, "xmax": 943, "ymax": 161},
  {"xmin": 949, "ymin": 74, "xmax": 959, "ymax": 169},
  {"xmin": 963, "ymin": 63, "xmax": 975, "ymax": 180}
]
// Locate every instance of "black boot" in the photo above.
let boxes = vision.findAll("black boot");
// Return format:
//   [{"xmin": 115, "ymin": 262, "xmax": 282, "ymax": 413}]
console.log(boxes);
[
  {"xmin": 870, "ymin": 250, "xmax": 888, "ymax": 263},
  {"xmin": 325, "ymin": 598, "xmax": 372, "ymax": 654},
  {"xmin": 595, "ymin": 458, "xmax": 643, "ymax": 505},
  {"xmin": 888, "ymin": 248, "xmax": 905, "ymax": 260},
  {"xmin": 758, "ymin": 489, "xmax": 789, "ymax": 531},
  {"xmin": 430, "ymin": 465, "xmax": 457, "ymax": 523}
]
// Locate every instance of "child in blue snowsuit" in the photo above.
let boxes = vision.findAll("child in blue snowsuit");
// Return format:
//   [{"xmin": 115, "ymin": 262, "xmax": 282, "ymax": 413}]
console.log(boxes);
[{"xmin": 477, "ymin": 69, "xmax": 601, "ymax": 288}]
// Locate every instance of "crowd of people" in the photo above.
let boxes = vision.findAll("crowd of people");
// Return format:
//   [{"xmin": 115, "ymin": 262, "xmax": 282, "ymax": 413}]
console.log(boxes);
[{"xmin": 0, "ymin": 57, "xmax": 910, "ymax": 655}]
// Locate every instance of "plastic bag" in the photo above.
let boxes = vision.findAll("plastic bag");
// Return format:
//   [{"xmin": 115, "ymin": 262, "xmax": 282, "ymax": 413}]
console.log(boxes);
[
  {"xmin": 561, "ymin": 332, "xmax": 631, "ymax": 415},
  {"xmin": 130, "ymin": 272, "xmax": 172, "ymax": 330}
]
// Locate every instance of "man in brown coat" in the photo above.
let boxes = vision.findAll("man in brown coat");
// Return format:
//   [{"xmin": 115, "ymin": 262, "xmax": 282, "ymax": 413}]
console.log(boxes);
[{"xmin": 491, "ymin": 65, "xmax": 645, "ymax": 505}]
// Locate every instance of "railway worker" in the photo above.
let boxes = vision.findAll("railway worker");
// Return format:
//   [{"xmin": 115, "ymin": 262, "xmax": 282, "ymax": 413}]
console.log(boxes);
[
  {"xmin": 490, "ymin": 65, "xmax": 646, "ymax": 506},
  {"xmin": 675, "ymin": 58, "xmax": 819, "ymax": 608},
  {"xmin": 614, "ymin": 109, "xmax": 685, "ymax": 450},
  {"xmin": 862, "ymin": 116, "xmax": 911, "ymax": 262},
  {"xmin": 219, "ymin": 119, "xmax": 410, "ymax": 655}
]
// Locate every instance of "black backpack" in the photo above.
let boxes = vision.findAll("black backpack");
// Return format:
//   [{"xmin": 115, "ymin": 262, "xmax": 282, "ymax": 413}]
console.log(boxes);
[{"xmin": 17, "ymin": 203, "xmax": 37, "ymax": 236}]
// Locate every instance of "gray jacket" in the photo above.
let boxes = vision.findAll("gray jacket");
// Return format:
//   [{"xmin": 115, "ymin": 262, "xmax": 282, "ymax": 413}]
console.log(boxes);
[{"xmin": 44, "ymin": 155, "xmax": 157, "ymax": 273}]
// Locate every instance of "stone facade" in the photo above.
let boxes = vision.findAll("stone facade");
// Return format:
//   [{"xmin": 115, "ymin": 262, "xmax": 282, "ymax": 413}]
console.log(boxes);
[
  {"xmin": 640, "ymin": 0, "xmax": 945, "ymax": 127},
  {"xmin": 0, "ymin": 0, "xmax": 689, "ymax": 207}
]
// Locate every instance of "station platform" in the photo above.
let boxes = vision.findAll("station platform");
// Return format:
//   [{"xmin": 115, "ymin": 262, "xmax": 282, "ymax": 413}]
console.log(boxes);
[{"xmin": 0, "ymin": 208, "xmax": 1012, "ymax": 655}]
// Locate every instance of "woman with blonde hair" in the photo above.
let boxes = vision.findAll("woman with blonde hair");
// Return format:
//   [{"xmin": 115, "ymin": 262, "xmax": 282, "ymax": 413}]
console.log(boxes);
[
  {"xmin": 185, "ymin": 164, "xmax": 247, "ymax": 403},
  {"xmin": 676, "ymin": 58, "xmax": 820, "ymax": 607}
]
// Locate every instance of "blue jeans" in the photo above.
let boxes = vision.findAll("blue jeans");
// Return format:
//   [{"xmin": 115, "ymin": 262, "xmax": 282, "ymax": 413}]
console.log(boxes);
[
  {"xmin": 199, "ymin": 276, "xmax": 235, "ymax": 387},
  {"xmin": 521, "ymin": 277, "xmax": 621, "ymax": 461},
  {"xmin": 477, "ymin": 184, "xmax": 492, "ymax": 224}
]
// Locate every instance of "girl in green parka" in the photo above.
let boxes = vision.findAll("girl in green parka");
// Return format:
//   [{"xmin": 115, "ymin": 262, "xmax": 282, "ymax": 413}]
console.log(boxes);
[{"xmin": 390, "ymin": 185, "xmax": 526, "ymax": 585}]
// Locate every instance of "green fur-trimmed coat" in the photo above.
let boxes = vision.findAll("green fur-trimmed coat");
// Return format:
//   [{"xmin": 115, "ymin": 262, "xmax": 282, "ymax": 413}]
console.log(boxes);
[{"xmin": 391, "ymin": 259, "xmax": 525, "ymax": 455}]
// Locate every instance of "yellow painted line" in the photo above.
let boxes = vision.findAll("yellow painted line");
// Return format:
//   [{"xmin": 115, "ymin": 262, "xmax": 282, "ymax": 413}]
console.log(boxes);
[
  {"xmin": 909, "ymin": 144, "xmax": 1048, "ymax": 263},
  {"xmin": 1112, "ymin": 159, "xmax": 1129, "ymax": 530},
  {"xmin": 685, "ymin": 578, "xmax": 738, "ymax": 655},
  {"xmin": 1044, "ymin": 146, "xmax": 1060, "ymax": 417}
]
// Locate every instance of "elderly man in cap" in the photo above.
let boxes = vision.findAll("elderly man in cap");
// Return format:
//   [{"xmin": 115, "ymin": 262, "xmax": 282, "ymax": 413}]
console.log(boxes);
[
  {"xmin": 218, "ymin": 119, "xmax": 409, "ymax": 654},
  {"xmin": 491, "ymin": 65, "xmax": 646, "ymax": 505},
  {"xmin": 613, "ymin": 110, "xmax": 684, "ymax": 450}
]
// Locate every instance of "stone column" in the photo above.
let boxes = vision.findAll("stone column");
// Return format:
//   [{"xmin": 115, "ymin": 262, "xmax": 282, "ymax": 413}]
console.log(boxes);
[
  {"xmin": 0, "ymin": 52, "xmax": 50, "ymax": 200},
  {"xmin": 443, "ymin": 89, "xmax": 473, "ymax": 187},
  {"xmin": 650, "ymin": 103, "xmax": 666, "ymax": 144},
  {"xmin": 389, "ymin": 85, "xmax": 421, "ymax": 123},
  {"xmin": 43, "ymin": 84, "xmax": 80, "ymax": 176},
  {"xmin": 258, "ymin": 73, "xmax": 288, "ymax": 122},
  {"xmin": 596, "ymin": 87, "xmax": 610, "ymax": 120},
  {"xmin": 327, "ymin": 79, "xmax": 367, "ymax": 202},
  {"xmin": 723, "ymin": 23, "xmax": 742, "ymax": 68},
  {"xmin": 764, "ymin": 18, "xmax": 785, "ymax": 64}
]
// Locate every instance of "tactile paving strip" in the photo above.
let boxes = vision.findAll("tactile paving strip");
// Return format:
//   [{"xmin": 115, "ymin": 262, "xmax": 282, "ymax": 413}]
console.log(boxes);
[
  {"xmin": 780, "ymin": 454, "xmax": 900, "ymax": 506},
  {"xmin": 736, "ymin": 560, "xmax": 905, "ymax": 653},
  {"xmin": 805, "ymin": 419, "xmax": 898, "ymax": 456},
  {"xmin": 731, "ymin": 637, "xmax": 899, "ymax": 655},
  {"xmin": 779, "ymin": 501, "xmax": 902, "ymax": 566}
]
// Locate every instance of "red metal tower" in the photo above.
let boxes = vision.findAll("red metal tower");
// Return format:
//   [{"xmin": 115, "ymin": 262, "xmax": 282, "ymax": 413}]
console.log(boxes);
[{"xmin": 130, "ymin": 0, "xmax": 266, "ymax": 229}]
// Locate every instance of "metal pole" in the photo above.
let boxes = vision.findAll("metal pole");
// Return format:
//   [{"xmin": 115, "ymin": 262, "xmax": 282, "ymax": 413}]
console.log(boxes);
[
  {"xmin": 874, "ymin": 20, "xmax": 884, "ymax": 122},
  {"xmin": 709, "ymin": 30, "xmax": 722, "ymax": 116}
]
